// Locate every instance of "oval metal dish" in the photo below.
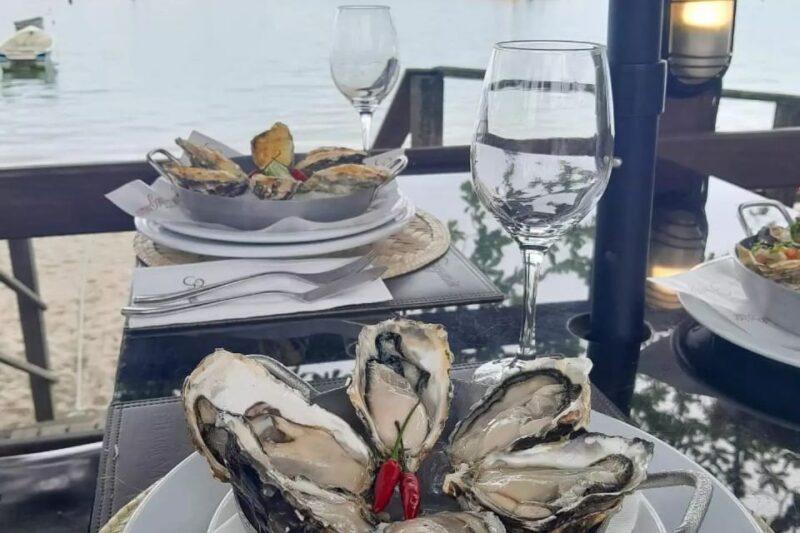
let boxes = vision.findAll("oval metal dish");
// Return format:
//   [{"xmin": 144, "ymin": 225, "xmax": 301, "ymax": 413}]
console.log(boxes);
[{"xmin": 146, "ymin": 148, "xmax": 408, "ymax": 231}]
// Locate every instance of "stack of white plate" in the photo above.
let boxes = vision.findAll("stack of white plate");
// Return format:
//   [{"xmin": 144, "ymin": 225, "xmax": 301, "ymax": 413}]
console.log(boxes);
[{"xmin": 135, "ymin": 182, "xmax": 416, "ymax": 259}]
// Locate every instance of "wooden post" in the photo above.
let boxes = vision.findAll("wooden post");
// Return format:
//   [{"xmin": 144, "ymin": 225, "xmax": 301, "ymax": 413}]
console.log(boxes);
[
  {"xmin": 409, "ymin": 72, "xmax": 444, "ymax": 147},
  {"xmin": 8, "ymin": 238, "xmax": 54, "ymax": 421}
]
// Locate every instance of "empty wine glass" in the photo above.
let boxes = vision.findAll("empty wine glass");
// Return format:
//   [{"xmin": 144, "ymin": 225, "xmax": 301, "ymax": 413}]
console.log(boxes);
[
  {"xmin": 471, "ymin": 41, "xmax": 614, "ymax": 384},
  {"xmin": 330, "ymin": 5, "xmax": 400, "ymax": 151}
]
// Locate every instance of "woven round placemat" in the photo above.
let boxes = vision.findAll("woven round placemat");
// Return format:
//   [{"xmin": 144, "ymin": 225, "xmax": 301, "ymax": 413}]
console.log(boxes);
[{"xmin": 133, "ymin": 210, "xmax": 450, "ymax": 279}]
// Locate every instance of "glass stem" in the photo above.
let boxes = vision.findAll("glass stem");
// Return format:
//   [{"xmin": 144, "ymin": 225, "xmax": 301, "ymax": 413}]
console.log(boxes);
[
  {"xmin": 518, "ymin": 245, "xmax": 547, "ymax": 360},
  {"xmin": 359, "ymin": 111, "xmax": 373, "ymax": 152}
]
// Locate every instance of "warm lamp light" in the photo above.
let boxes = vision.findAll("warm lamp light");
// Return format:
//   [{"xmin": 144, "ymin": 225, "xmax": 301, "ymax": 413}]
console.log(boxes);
[{"xmin": 666, "ymin": 0, "xmax": 736, "ymax": 86}]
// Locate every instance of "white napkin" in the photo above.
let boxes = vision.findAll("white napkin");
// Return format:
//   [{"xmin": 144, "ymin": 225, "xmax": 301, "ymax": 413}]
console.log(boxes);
[
  {"xmin": 649, "ymin": 257, "xmax": 800, "ymax": 351},
  {"xmin": 127, "ymin": 257, "xmax": 392, "ymax": 329}
]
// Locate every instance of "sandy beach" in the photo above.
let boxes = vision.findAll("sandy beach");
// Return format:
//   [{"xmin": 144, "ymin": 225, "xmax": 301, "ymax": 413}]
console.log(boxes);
[{"xmin": 0, "ymin": 232, "xmax": 134, "ymax": 429}]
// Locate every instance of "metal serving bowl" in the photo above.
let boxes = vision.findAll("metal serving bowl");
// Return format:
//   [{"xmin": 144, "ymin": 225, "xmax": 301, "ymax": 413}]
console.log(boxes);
[
  {"xmin": 147, "ymin": 148, "xmax": 407, "ymax": 231},
  {"xmin": 733, "ymin": 201, "xmax": 800, "ymax": 334}
]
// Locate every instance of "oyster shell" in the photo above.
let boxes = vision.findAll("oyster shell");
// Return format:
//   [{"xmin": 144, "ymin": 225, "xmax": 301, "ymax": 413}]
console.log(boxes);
[
  {"xmin": 175, "ymin": 138, "xmax": 248, "ymax": 180},
  {"xmin": 251, "ymin": 122, "xmax": 295, "ymax": 168},
  {"xmin": 249, "ymin": 173, "xmax": 299, "ymax": 200},
  {"xmin": 182, "ymin": 349, "xmax": 375, "ymax": 494},
  {"xmin": 443, "ymin": 432, "xmax": 653, "ymax": 532},
  {"xmin": 448, "ymin": 357, "xmax": 591, "ymax": 465},
  {"xmin": 296, "ymin": 147, "xmax": 367, "ymax": 175},
  {"xmin": 300, "ymin": 164, "xmax": 392, "ymax": 196},
  {"xmin": 347, "ymin": 319, "xmax": 453, "ymax": 471},
  {"xmin": 164, "ymin": 164, "xmax": 248, "ymax": 196},
  {"xmin": 376, "ymin": 511, "xmax": 506, "ymax": 533}
]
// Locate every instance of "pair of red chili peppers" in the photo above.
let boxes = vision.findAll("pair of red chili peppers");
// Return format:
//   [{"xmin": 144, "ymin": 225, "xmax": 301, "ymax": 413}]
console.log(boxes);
[{"xmin": 372, "ymin": 403, "xmax": 422, "ymax": 519}]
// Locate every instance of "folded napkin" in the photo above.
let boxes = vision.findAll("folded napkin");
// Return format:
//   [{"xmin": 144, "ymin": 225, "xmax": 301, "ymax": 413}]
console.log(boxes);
[
  {"xmin": 127, "ymin": 257, "xmax": 392, "ymax": 329},
  {"xmin": 649, "ymin": 257, "xmax": 800, "ymax": 352}
]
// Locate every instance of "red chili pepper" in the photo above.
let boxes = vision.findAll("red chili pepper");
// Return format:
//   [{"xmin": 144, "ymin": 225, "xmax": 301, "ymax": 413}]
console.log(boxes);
[
  {"xmin": 289, "ymin": 168, "xmax": 308, "ymax": 182},
  {"xmin": 371, "ymin": 400, "xmax": 422, "ymax": 513},
  {"xmin": 372, "ymin": 459, "xmax": 401, "ymax": 512},
  {"xmin": 400, "ymin": 471, "xmax": 421, "ymax": 519}
]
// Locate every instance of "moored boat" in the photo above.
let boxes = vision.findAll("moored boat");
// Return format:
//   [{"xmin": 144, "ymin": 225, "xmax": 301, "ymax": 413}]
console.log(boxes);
[{"xmin": 0, "ymin": 19, "xmax": 53, "ymax": 71}]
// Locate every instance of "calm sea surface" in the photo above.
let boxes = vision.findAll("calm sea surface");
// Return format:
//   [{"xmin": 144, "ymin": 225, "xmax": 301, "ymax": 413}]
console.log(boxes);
[{"xmin": 1, "ymin": 0, "xmax": 799, "ymax": 167}]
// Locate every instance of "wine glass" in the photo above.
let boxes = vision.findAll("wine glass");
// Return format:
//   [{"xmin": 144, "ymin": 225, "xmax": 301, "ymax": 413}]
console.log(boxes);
[
  {"xmin": 330, "ymin": 5, "xmax": 400, "ymax": 152},
  {"xmin": 471, "ymin": 41, "xmax": 614, "ymax": 384}
]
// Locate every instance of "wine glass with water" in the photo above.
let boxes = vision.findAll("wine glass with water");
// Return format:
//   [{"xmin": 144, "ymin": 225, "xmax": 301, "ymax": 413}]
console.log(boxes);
[
  {"xmin": 330, "ymin": 5, "xmax": 400, "ymax": 152},
  {"xmin": 471, "ymin": 41, "xmax": 614, "ymax": 383}
]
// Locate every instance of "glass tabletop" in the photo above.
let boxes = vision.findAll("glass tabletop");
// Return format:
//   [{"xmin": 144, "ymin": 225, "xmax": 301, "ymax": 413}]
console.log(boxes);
[{"xmin": 114, "ymin": 172, "xmax": 799, "ymax": 530}]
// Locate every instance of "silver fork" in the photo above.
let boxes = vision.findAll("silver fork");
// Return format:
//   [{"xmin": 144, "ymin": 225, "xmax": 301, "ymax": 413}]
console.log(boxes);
[
  {"xmin": 133, "ymin": 251, "xmax": 377, "ymax": 305},
  {"xmin": 122, "ymin": 266, "xmax": 387, "ymax": 317}
]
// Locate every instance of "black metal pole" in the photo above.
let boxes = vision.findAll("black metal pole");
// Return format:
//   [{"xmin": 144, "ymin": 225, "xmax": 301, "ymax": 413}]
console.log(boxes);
[{"xmin": 587, "ymin": 0, "xmax": 667, "ymax": 411}]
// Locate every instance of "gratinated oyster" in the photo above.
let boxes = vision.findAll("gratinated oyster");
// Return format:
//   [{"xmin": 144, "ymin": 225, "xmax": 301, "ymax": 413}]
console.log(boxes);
[
  {"xmin": 295, "ymin": 147, "xmax": 367, "ymax": 175},
  {"xmin": 175, "ymin": 138, "xmax": 248, "ymax": 180},
  {"xmin": 300, "ymin": 164, "xmax": 392, "ymax": 196},
  {"xmin": 182, "ymin": 349, "xmax": 376, "ymax": 532},
  {"xmin": 448, "ymin": 357, "xmax": 591, "ymax": 466},
  {"xmin": 249, "ymin": 173, "xmax": 299, "ymax": 200},
  {"xmin": 163, "ymin": 164, "xmax": 248, "ymax": 196},
  {"xmin": 443, "ymin": 432, "xmax": 653, "ymax": 532},
  {"xmin": 252, "ymin": 122, "xmax": 295, "ymax": 168},
  {"xmin": 347, "ymin": 319, "xmax": 453, "ymax": 472},
  {"xmin": 376, "ymin": 511, "xmax": 506, "ymax": 533}
]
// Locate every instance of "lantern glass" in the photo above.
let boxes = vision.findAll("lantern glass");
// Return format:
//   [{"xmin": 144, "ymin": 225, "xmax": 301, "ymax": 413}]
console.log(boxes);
[{"xmin": 668, "ymin": 0, "xmax": 735, "ymax": 84}]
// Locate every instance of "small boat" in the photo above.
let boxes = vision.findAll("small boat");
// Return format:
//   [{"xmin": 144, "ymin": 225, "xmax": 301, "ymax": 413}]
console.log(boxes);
[{"xmin": 0, "ymin": 18, "xmax": 53, "ymax": 72}]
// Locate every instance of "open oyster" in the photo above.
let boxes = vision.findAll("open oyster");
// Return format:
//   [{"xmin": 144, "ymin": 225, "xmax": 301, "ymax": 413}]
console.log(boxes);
[
  {"xmin": 347, "ymin": 318, "xmax": 453, "ymax": 471},
  {"xmin": 448, "ymin": 357, "xmax": 591, "ymax": 465},
  {"xmin": 183, "ymin": 349, "xmax": 376, "ymax": 532},
  {"xmin": 249, "ymin": 173, "xmax": 298, "ymax": 200},
  {"xmin": 296, "ymin": 147, "xmax": 367, "ymax": 175},
  {"xmin": 163, "ymin": 164, "xmax": 248, "ymax": 196},
  {"xmin": 175, "ymin": 137, "xmax": 248, "ymax": 180},
  {"xmin": 376, "ymin": 511, "xmax": 506, "ymax": 533},
  {"xmin": 300, "ymin": 164, "xmax": 392, "ymax": 196},
  {"xmin": 443, "ymin": 432, "xmax": 653, "ymax": 532}
]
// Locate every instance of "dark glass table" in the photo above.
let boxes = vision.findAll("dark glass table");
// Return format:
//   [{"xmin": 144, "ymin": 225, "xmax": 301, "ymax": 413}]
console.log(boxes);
[{"xmin": 113, "ymin": 173, "xmax": 800, "ymax": 531}]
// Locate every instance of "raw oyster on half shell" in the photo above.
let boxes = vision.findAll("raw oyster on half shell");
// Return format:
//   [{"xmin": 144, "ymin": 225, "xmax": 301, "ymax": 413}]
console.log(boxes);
[
  {"xmin": 448, "ymin": 357, "xmax": 591, "ymax": 466},
  {"xmin": 443, "ymin": 432, "xmax": 653, "ymax": 533},
  {"xmin": 376, "ymin": 511, "xmax": 506, "ymax": 533},
  {"xmin": 347, "ymin": 319, "xmax": 453, "ymax": 471},
  {"xmin": 182, "ymin": 349, "xmax": 376, "ymax": 532}
]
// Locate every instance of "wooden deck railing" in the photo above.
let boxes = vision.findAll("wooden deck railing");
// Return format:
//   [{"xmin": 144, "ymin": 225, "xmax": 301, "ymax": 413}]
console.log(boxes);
[{"xmin": 374, "ymin": 67, "xmax": 800, "ymax": 192}]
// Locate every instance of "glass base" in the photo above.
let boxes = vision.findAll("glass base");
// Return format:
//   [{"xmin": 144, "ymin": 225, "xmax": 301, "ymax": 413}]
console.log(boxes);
[{"xmin": 472, "ymin": 357, "xmax": 527, "ymax": 387}]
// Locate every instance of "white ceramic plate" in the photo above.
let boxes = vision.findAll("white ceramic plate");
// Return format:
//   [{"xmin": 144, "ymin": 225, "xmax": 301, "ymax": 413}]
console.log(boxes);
[
  {"xmin": 161, "ymin": 189, "xmax": 407, "ymax": 245},
  {"xmin": 678, "ymin": 292, "xmax": 800, "ymax": 368},
  {"xmin": 135, "ymin": 202, "xmax": 416, "ymax": 259},
  {"xmin": 125, "ymin": 412, "xmax": 760, "ymax": 533}
]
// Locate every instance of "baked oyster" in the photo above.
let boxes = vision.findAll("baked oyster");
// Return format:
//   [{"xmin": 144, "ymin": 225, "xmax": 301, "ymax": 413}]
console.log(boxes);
[
  {"xmin": 252, "ymin": 122, "xmax": 295, "ymax": 168},
  {"xmin": 175, "ymin": 137, "xmax": 248, "ymax": 180},
  {"xmin": 448, "ymin": 357, "xmax": 591, "ymax": 465},
  {"xmin": 163, "ymin": 164, "xmax": 248, "ymax": 196},
  {"xmin": 300, "ymin": 164, "xmax": 392, "ymax": 196},
  {"xmin": 347, "ymin": 318, "xmax": 453, "ymax": 472},
  {"xmin": 182, "ymin": 349, "xmax": 376, "ymax": 532},
  {"xmin": 249, "ymin": 173, "xmax": 299, "ymax": 200},
  {"xmin": 296, "ymin": 147, "xmax": 367, "ymax": 175},
  {"xmin": 443, "ymin": 432, "xmax": 653, "ymax": 532},
  {"xmin": 376, "ymin": 511, "xmax": 506, "ymax": 532}
]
